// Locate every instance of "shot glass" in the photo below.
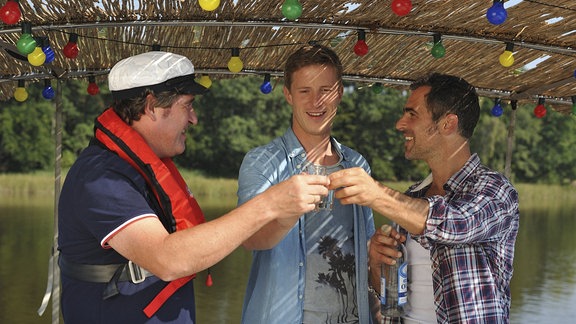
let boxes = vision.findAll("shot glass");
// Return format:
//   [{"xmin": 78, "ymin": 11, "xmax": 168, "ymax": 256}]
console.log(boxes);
[{"xmin": 305, "ymin": 164, "xmax": 333, "ymax": 211}]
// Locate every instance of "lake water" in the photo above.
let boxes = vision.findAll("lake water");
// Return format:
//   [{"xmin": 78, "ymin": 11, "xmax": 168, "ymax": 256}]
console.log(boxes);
[{"xmin": 1, "ymin": 195, "xmax": 575, "ymax": 324}]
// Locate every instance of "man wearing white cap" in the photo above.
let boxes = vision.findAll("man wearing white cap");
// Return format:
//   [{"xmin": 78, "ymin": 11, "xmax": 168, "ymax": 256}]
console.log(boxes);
[{"xmin": 57, "ymin": 51, "xmax": 330, "ymax": 323}]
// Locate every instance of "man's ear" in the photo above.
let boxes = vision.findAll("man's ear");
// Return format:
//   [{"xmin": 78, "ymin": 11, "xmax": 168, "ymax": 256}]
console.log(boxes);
[
  {"xmin": 283, "ymin": 86, "xmax": 293, "ymax": 105},
  {"xmin": 143, "ymin": 94, "xmax": 157, "ymax": 121},
  {"xmin": 442, "ymin": 114, "xmax": 459, "ymax": 134}
]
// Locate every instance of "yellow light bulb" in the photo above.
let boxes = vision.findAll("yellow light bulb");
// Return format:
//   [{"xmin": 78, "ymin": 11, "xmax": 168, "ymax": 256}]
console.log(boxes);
[
  {"xmin": 197, "ymin": 75, "xmax": 212, "ymax": 89},
  {"xmin": 14, "ymin": 86, "xmax": 28, "ymax": 102},
  {"xmin": 199, "ymin": 0, "xmax": 220, "ymax": 11},
  {"xmin": 228, "ymin": 57, "xmax": 243, "ymax": 73},
  {"xmin": 499, "ymin": 50, "xmax": 514, "ymax": 67},
  {"xmin": 28, "ymin": 46, "xmax": 46, "ymax": 66}
]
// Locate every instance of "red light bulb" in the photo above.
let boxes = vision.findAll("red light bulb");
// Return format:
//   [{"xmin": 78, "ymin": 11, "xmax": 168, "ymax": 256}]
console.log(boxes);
[
  {"xmin": 354, "ymin": 40, "xmax": 368, "ymax": 56},
  {"xmin": 87, "ymin": 76, "xmax": 99, "ymax": 95},
  {"xmin": 353, "ymin": 30, "xmax": 369, "ymax": 56},
  {"xmin": 533, "ymin": 104, "xmax": 546, "ymax": 118},
  {"xmin": 0, "ymin": 0, "xmax": 21, "ymax": 25},
  {"xmin": 63, "ymin": 33, "xmax": 79, "ymax": 59},
  {"xmin": 391, "ymin": 0, "xmax": 412, "ymax": 16},
  {"xmin": 533, "ymin": 98, "xmax": 546, "ymax": 118}
]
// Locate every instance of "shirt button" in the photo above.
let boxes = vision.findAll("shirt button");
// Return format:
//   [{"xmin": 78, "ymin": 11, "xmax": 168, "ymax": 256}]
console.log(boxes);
[
  {"xmin": 299, "ymin": 262, "xmax": 304, "ymax": 267},
  {"xmin": 299, "ymin": 295, "xmax": 303, "ymax": 299}
]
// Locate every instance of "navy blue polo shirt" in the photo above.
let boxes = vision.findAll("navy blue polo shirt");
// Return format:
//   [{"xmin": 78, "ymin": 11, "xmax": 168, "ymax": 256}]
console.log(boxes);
[{"xmin": 58, "ymin": 144, "xmax": 196, "ymax": 323}]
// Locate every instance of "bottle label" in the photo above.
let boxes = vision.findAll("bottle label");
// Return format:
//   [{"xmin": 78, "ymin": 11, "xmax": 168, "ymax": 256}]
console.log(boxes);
[
  {"xmin": 398, "ymin": 261, "xmax": 408, "ymax": 306},
  {"xmin": 380, "ymin": 275, "xmax": 386, "ymax": 305}
]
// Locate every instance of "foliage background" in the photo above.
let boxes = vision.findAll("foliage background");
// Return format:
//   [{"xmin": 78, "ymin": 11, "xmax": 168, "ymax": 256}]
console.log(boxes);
[{"xmin": 1, "ymin": 77, "xmax": 575, "ymax": 184}]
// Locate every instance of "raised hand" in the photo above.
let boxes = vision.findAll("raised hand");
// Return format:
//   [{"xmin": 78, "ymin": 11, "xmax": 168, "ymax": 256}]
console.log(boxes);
[
  {"xmin": 329, "ymin": 167, "xmax": 382, "ymax": 207},
  {"xmin": 264, "ymin": 173, "xmax": 330, "ymax": 219}
]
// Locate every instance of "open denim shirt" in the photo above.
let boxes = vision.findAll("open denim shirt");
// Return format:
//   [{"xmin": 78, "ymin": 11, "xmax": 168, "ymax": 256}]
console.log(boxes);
[{"xmin": 237, "ymin": 128, "xmax": 375, "ymax": 324}]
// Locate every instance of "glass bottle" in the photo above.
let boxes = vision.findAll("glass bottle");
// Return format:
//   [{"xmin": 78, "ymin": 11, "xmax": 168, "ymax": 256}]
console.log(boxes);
[{"xmin": 380, "ymin": 225, "xmax": 408, "ymax": 318}]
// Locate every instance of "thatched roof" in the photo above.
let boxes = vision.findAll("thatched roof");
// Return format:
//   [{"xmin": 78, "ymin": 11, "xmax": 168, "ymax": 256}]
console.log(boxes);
[{"xmin": 1, "ymin": 0, "xmax": 575, "ymax": 113}]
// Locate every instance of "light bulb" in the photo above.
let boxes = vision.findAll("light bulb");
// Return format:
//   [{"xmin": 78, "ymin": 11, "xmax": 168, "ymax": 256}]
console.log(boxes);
[
  {"xmin": 63, "ymin": 33, "xmax": 79, "ymax": 59},
  {"xmin": 260, "ymin": 74, "xmax": 272, "ymax": 94},
  {"xmin": 87, "ymin": 76, "xmax": 100, "ymax": 95},
  {"xmin": 16, "ymin": 22, "xmax": 37, "ymax": 55},
  {"xmin": 353, "ymin": 30, "xmax": 369, "ymax": 56},
  {"xmin": 533, "ymin": 98, "xmax": 546, "ymax": 118},
  {"xmin": 499, "ymin": 42, "xmax": 514, "ymax": 67},
  {"xmin": 198, "ymin": 0, "xmax": 220, "ymax": 11},
  {"xmin": 28, "ymin": 46, "xmax": 46, "ymax": 66},
  {"xmin": 491, "ymin": 99, "xmax": 503, "ymax": 117},
  {"xmin": 227, "ymin": 48, "xmax": 243, "ymax": 73},
  {"xmin": 197, "ymin": 75, "xmax": 212, "ymax": 89},
  {"xmin": 0, "ymin": 0, "xmax": 21, "ymax": 25},
  {"xmin": 487, "ymin": 0, "xmax": 507, "ymax": 25},
  {"xmin": 391, "ymin": 0, "xmax": 412, "ymax": 16},
  {"xmin": 41, "ymin": 38, "xmax": 55, "ymax": 64},
  {"xmin": 14, "ymin": 80, "xmax": 28, "ymax": 102},
  {"xmin": 430, "ymin": 34, "xmax": 445, "ymax": 59},
  {"xmin": 282, "ymin": 0, "xmax": 302, "ymax": 20},
  {"xmin": 42, "ymin": 79, "xmax": 55, "ymax": 100},
  {"xmin": 372, "ymin": 83, "xmax": 383, "ymax": 94}
]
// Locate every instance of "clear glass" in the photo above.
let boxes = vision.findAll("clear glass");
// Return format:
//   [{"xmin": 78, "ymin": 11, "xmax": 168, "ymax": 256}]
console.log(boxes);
[{"xmin": 305, "ymin": 164, "xmax": 333, "ymax": 211}]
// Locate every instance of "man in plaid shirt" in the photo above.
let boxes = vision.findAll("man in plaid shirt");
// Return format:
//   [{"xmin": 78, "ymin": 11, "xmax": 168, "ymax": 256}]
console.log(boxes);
[{"xmin": 329, "ymin": 73, "xmax": 519, "ymax": 323}]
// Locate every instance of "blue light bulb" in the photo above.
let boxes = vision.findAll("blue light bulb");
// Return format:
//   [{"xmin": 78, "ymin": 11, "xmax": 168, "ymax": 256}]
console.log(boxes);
[
  {"xmin": 491, "ymin": 104, "xmax": 503, "ymax": 117},
  {"xmin": 42, "ymin": 44, "xmax": 55, "ymax": 64},
  {"xmin": 260, "ymin": 74, "xmax": 272, "ymax": 94},
  {"xmin": 487, "ymin": 1, "xmax": 507, "ymax": 25},
  {"xmin": 260, "ymin": 81, "xmax": 272, "ymax": 94},
  {"xmin": 42, "ymin": 83, "xmax": 55, "ymax": 100}
]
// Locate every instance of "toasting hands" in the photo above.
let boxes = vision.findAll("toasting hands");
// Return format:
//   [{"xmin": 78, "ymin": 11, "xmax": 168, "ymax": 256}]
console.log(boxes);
[
  {"xmin": 265, "ymin": 173, "xmax": 330, "ymax": 219},
  {"xmin": 328, "ymin": 167, "xmax": 382, "ymax": 207}
]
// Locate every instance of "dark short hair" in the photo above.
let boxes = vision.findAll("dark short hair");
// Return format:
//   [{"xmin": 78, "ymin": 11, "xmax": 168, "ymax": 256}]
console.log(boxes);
[
  {"xmin": 410, "ymin": 73, "xmax": 480, "ymax": 138},
  {"xmin": 284, "ymin": 44, "xmax": 343, "ymax": 90},
  {"xmin": 112, "ymin": 90, "xmax": 179, "ymax": 125}
]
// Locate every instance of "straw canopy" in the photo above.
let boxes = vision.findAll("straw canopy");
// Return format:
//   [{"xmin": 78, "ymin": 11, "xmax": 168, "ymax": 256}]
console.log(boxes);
[{"xmin": 1, "ymin": 0, "xmax": 575, "ymax": 113}]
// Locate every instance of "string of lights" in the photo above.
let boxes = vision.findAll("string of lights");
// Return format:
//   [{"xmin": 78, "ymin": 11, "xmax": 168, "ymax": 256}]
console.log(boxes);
[
  {"xmin": 1, "ymin": 0, "xmax": 575, "ymax": 115},
  {"xmin": 524, "ymin": 0, "xmax": 576, "ymax": 12}
]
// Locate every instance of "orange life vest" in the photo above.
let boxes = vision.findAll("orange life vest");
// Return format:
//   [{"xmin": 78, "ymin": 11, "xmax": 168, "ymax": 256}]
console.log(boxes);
[{"xmin": 94, "ymin": 107, "xmax": 206, "ymax": 317}]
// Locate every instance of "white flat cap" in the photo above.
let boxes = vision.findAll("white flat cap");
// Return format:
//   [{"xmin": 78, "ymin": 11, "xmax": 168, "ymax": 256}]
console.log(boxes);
[{"xmin": 108, "ymin": 51, "xmax": 208, "ymax": 100}]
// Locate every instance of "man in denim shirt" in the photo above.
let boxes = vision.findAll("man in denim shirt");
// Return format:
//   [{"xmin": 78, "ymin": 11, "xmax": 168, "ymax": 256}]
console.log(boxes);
[{"xmin": 237, "ymin": 44, "xmax": 376, "ymax": 323}]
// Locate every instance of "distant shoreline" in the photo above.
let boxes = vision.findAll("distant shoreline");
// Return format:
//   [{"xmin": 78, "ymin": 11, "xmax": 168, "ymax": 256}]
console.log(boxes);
[{"xmin": 1, "ymin": 172, "xmax": 575, "ymax": 209}]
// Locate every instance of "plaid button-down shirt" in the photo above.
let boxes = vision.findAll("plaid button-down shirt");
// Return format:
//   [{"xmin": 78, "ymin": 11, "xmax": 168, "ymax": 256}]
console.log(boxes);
[{"xmin": 384, "ymin": 154, "xmax": 519, "ymax": 323}]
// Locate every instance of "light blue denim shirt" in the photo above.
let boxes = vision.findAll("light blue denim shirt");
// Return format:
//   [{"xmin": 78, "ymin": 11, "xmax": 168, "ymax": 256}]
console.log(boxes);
[{"xmin": 237, "ymin": 128, "xmax": 375, "ymax": 324}]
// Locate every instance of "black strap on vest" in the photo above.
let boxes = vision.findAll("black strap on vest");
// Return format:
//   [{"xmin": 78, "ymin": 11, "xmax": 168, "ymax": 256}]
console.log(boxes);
[{"xmin": 59, "ymin": 255, "xmax": 154, "ymax": 299}]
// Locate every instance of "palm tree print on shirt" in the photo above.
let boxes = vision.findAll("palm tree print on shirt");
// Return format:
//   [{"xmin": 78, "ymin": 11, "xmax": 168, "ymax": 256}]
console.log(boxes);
[{"xmin": 316, "ymin": 235, "xmax": 358, "ymax": 322}]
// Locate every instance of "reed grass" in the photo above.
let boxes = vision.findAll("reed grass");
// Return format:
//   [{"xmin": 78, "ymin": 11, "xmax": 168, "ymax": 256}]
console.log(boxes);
[
  {"xmin": 1, "ymin": 171, "xmax": 575, "ymax": 206},
  {"xmin": 0, "ymin": 171, "xmax": 57, "ymax": 197},
  {"xmin": 0, "ymin": 169, "xmax": 239, "ymax": 199}
]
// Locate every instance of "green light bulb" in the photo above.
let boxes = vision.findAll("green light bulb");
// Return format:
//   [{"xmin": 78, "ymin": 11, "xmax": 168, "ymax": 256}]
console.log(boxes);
[
  {"xmin": 282, "ymin": 0, "xmax": 302, "ymax": 20},
  {"xmin": 431, "ymin": 42, "xmax": 445, "ymax": 59}
]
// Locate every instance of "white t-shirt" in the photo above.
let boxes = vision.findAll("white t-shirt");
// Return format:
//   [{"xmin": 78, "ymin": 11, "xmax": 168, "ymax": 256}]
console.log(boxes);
[{"xmin": 403, "ymin": 234, "xmax": 436, "ymax": 324}]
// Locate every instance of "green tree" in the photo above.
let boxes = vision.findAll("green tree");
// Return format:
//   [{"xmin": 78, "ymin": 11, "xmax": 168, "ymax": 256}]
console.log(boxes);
[
  {"xmin": 0, "ymin": 88, "xmax": 54, "ymax": 172},
  {"xmin": 1, "ymin": 77, "xmax": 575, "ymax": 184},
  {"xmin": 470, "ymin": 98, "xmax": 509, "ymax": 173},
  {"xmin": 525, "ymin": 106, "xmax": 576, "ymax": 184},
  {"xmin": 177, "ymin": 76, "xmax": 290, "ymax": 177},
  {"xmin": 59, "ymin": 78, "xmax": 110, "ymax": 167},
  {"xmin": 335, "ymin": 84, "xmax": 427, "ymax": 181}
]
